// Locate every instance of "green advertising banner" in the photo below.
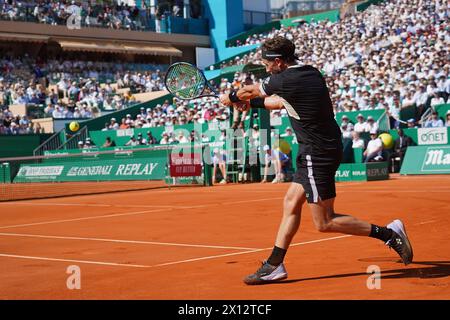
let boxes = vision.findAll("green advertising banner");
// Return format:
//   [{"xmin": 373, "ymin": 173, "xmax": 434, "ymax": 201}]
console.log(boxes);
[
  {"xmin": 401, "ymin": 145, "xmax": 450, "ymax": 175},
  {"xmin": 14, "ymin": 157, "xmax": 167, "ymax": 183},
  {"xmin": 335, "ymin": 162, "xmax": 389, "ymax": 182},
  {"xmin": 416, "ymin": 127, "xmax": 448, "ymax": 145}
]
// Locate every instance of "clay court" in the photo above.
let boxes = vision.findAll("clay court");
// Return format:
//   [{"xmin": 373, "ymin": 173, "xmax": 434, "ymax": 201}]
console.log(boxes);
[{"xmin": 0, "ymin": 174, "xmax": 449, "ymax": 300}]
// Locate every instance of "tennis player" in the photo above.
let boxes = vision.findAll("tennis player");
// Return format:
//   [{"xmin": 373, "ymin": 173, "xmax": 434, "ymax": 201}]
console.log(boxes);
[{"xmin": 219, "ymin": 36, "xmax": 413, "ymax": 285}]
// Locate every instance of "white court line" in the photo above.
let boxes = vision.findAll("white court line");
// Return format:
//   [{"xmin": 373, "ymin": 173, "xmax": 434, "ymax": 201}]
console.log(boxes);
[
  {"xmin": 0, "ymin": 235, "xmax": 353, "ymax": 269},
  {"xmin": 0, "ymin": 208, "xmax": 169, "ymax": 230},
  {"xmin": 0, "ymin": 232, "xmax": 259, "ymax": 251},
  {"xmin": 0, "ymin": 202, "xmax": 206, "ymax": 209},
  {"xmin": 0, "ymin": 197, "xmax": 285, "ymax": 230},
  {"xmin": 0, "ymin": 253, "xmax": 149, "ymax": 268},
  {"xmin": 0, "ymin": 197, "xmax": 284, "ymax": 209},
  {"xmin": 415, "ymin": 220, "xmax": 437, "ymax": 225},
  {"xmin": 149, "ymin": 235, "xmax": 352, "ymax": 268}
]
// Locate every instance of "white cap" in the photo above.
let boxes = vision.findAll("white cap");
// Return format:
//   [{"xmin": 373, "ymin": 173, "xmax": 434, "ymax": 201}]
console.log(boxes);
[
  {"xmin": 370, "ymin": 128, "xmax": 378, "ymax": 134},
  {"xmin": 263, "ymin": 145, "xmax": 270, "ymax": 151}
]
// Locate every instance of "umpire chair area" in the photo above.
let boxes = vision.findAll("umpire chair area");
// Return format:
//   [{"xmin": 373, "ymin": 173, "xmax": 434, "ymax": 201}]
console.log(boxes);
[{"xmin": 227, "ymin": 107, "xmax": 271, "ymax": 183}]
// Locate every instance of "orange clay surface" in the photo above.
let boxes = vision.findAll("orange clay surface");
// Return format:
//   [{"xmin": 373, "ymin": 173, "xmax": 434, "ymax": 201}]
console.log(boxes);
[{"xmin": 0, "ymin": 174, "xmax": 449, "ymax": 299}]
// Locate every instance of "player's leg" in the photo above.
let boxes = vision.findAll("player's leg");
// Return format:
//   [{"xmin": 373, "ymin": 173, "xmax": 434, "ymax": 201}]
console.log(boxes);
[
  {"xmin": 274, "ymin": 182, "xmax": 306, "ymax": 249},
  {"xmin": 308, "ymin": 197, "xmax": 371, "ymax": 235},
  {"xmin": 308, "ymin": 197, "xmax": 413, "ymax": 265},
  {"xmin": 307, "ymin": 151, "xmax": 413, "ymax": 264},
  {"xmin": 243, "ymin": 182, "xmax": 306, "ymax": 285}
]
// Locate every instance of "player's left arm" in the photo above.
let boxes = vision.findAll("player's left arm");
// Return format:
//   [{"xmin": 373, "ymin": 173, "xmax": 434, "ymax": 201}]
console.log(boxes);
[
  {"xmin": 219, "ymin": 84, "xmax": 262, "ymax": 106},
  {"xmin": 234, "ymin": 95, "xmax": 285, "ymax": 112},
  {"xmin": 220, "ymin": 74, "xmax": 282, "ymax": 106}
]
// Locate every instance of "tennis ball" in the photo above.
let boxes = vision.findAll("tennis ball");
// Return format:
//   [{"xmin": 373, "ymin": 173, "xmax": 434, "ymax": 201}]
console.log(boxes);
[
  {"xmin": 69, "ymin": 121, "xmax": 80, "ymax": 132},
  {"xmin": 274, "ymin": 139, "xmax": 291, "ymax": 154},
  {"xmin": 379, "ymin": 133, "xmax": 394, "ymax": 149}
]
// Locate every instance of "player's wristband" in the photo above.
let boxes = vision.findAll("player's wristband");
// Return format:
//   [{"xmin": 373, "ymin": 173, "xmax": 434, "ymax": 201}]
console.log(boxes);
[
  {"xmin": 228, "ymin": 91, "xmax": 241, "ymax": 103},
  {"xmin": 250, "ymin": 97, "xmax": 266, "ymax": 109}
]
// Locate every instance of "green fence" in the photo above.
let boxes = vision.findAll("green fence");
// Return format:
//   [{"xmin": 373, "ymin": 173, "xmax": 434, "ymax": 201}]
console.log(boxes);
[
  {"xmin": 225, "ymin": 9, "xmax": 340, "ymax": 47},
  {"xmin": 0, "ymin": 163, "xmax": 11, "ymax": 183},
  {"xmin": 0, "ymin": 134, "xmax": 53, "ymax": 158},
  {"xmin": 226, "ymin": 20, "xmax": 281, "ymax": 47},
  {"xmin": 400, "ymin": 145, "xmax": 450, "ymax": 175},
  {"xmin": 435, "ymin": 104, "xmax": 450, "ymax": 120},
  {"xmin": 356, "ymin": 0, "xmax": 385, "ymax": 12},
  {"xmin": 281, "ymin": 9, "xmax": 340, "ymax": 27}
]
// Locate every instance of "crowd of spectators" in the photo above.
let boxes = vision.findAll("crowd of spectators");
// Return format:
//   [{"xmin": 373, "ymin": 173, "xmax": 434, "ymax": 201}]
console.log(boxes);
[
  {"xmin": 0, "ymin": 0, "xmax": 204, "ymax": 32},
  {"xmin": 223, "ymin": 0, "xmax": 450, "ymax": 121},
  {"xmin": 46, "ymin": 59, "xmax": 166, "ymax": 89},
  {"xmin": 3, "ymin": 0, "xmax": 450, "ymax": 137},
  {"xmin": 101, "ymin": 96, "xmax": 231, "ymax": 131},
  {"xmin": 0, "ymin": 106, "xmax": 44, "ymax": 134},
  {"xmin": 0, "ymin": 54, "xmax": 167, "ymax": 135}
]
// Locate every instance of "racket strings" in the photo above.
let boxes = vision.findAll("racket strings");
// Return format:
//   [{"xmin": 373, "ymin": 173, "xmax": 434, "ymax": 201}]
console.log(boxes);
[{"xmin": 166, "ymin": 63, "xmax": 206, "ymax": 99}]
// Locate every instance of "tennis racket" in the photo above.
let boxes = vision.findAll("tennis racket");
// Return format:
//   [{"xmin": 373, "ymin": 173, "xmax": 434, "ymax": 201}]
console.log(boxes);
[{"xmin": 164, "ymin": 62, "xmax": 219, "ymax": 100}]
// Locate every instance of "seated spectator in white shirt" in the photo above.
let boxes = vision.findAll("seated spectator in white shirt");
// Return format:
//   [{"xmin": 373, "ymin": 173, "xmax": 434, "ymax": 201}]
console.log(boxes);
[
  {"xmin": 429, "ymin": 93, "xmax": 445, "ymax": 108},
  {"xmin": 354, "ymin": 114, "xmax": 367, "ymax": 133},
  {"xmin": 365, "ymin": 116, "xmax": 378, "ymax": 132},
  {"xmin": 109, "ymin": 117, "xmax": 119, "ymax": 130},
  {"xmin": 52, "ymin": 106, "xmax": 64, "ymax": 118},
  {"xmin": 340, "ymin": 115, "xmax": 354, "ymax": 131},
  {"xmin": 340, "ymin": 123, "xmax": 353, "ymax": 139},
  {"xmin": 73, "ymin": 107, "xmax": 82, "ymax": 118},
  {"xmin": 125, "ymin": 136, "xmax": 139, "ymax": 146},
  {"xmin": 176, "ymin": 132, "xmax": 189, "ymax": 144},
  {"xmin": 280, "ymin": 127, "xmax": 294, "ymax": 137},
  {"xmin": 424, "ymin": 111, "xmax": 444, "ymax": 128},
  {"xmin": 363, "ymin": 129, "xmax": 384, "ymax": 163},
  {"xmin": 401, "ymin": 90, "xmax": 416, "ymax": 108},
  {"xmin": 83, "ymin": 140, "xmax": 93, "ymax": 149},
  {"xmin": 352, "ymin": 131, "xmax": 365, "ymax": 149}
]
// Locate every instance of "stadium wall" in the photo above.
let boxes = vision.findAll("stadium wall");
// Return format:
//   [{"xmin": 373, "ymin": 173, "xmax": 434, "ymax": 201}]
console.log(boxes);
[
  {"xmin": 0, "ymin": 134, "xmax": 52, "ymax": 158},
  {"xmin": 203, "ymin": 0, "xmax": 244, "ymax": 57}
]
